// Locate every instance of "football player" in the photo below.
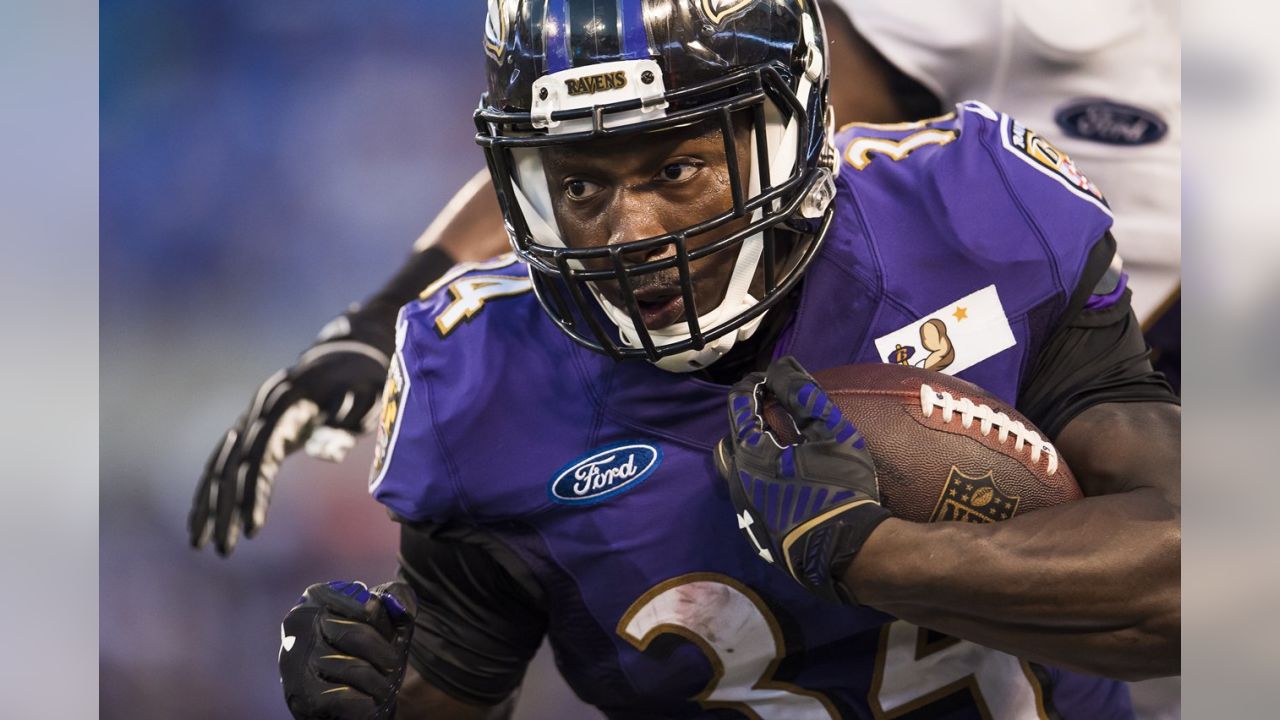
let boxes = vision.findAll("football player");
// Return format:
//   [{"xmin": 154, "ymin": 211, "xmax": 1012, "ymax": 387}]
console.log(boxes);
[
  {"xmin": 274, "ymin": 2, "xmax": 1179, "ymax": 719},
  {"xmin": 186, "ymin": 0, "xmax": 944, "ymax": 556},
  {"xmin": 189, "ymin": 2, "xmax": 1181, "ymax": 556}
]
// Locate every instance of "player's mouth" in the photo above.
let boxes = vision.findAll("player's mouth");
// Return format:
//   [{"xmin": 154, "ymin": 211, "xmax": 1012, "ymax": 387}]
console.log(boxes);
[
  {"xmin": 605, "ymin": 266, "xmax": 717, "ymax": 330},
  {"xmin": 634, "ymin": 290, "xmax": 686, "ymax": 330}
]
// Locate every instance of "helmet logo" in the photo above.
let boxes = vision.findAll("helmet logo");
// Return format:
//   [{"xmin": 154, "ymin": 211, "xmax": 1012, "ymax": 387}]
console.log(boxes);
[
  {"xmin": 484, "ymin": 0, "xmax": 514, "ymax": 60},
  {"xmin": 697, "ymin": 0, "xmax": 756, "ymax": 26}
]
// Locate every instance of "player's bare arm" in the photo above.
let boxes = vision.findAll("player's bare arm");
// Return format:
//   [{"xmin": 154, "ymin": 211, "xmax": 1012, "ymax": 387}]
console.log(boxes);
[
  {"xmin": 845, "ymin": 400, "xmax": 1180, "ymax": 681},
  {"xmin": 395, "ymin": 667, "xmax": 514, "ymax": 720},
  {"xmin": 410, "ymin": 169, "xmax": 508, "ymax": 265}
]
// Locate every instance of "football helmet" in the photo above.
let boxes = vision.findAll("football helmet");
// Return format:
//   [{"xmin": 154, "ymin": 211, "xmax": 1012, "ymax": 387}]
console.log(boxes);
[{"xmin": 476, "ymin": 0, "xmax": 837, "ymax": 372}]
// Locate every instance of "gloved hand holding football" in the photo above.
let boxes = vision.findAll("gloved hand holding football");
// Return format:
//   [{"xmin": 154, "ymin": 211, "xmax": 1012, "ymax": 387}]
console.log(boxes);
[
  {"xmin": 719, "ymin": 357, "xmax": 1086, "ymax": 605},
  {"xmin": 715, "ymin": 356, "xmax": 889, "ymax": 604}
]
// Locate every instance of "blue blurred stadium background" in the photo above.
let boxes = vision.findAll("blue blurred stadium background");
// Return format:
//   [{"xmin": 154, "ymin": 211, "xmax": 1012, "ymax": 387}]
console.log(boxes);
[{"xmin": 100, "ymin": 3, "xmax": 598, "ymax": 717}]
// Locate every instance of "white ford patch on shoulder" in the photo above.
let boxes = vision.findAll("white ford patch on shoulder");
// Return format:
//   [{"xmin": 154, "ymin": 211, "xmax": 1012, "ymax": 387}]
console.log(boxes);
[
  {"xmin": 549, "ymin": 442, "xmax": 662, "ymax": 506},
  {"xmin": 874, "ymin": 285, "xmax": 1016, "ymax": 376}
]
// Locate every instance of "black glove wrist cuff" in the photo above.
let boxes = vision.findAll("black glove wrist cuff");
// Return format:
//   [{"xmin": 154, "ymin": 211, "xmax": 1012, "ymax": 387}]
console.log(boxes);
[
  {"xmin": 338, "ymin": 247, "xmax": 457, "ymax": 359},
  {"xmin": 829, "ymin": 504, "xmax": 892, "ymax": 606},
  {"xmin": 365, "ymin": 246, "xmax": 455, "ymax": 312}
]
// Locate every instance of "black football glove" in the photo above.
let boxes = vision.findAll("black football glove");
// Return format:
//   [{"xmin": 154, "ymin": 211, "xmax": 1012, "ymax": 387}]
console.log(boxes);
[
  {"xmin": 715, "ymin": 356, "xmax": 889, "ymax": 604},
  {"xmin": 189, "ymin": 301, "xmax": 398, "ymax": 556},
  {"xmin": 279, "ymin": 580, "xmax": 417, "ymax": 720}
]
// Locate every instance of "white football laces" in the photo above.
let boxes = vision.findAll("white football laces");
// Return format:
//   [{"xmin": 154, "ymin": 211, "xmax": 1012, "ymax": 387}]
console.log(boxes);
[{"xmin": 919, "ymin": 384, "xmax": 1060, "ymax": 476}]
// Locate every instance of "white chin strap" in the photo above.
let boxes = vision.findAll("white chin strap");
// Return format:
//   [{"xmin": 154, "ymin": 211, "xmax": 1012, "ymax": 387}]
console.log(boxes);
[
  {"xmin": 593, "ymin": 240, "xmax": 766, "ymax": 372},
  {"xmin": 508, "ymin": 15, "xmax": 824, "ymax": 373}
]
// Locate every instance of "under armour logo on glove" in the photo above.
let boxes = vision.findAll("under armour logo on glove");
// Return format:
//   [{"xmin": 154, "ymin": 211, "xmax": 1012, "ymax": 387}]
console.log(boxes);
[
  {"xmin": 278, "ymin": 580, "xmax": 416, "ymax": 720},
  {"xmin": 715, "ymin": 356, "xmax": 890, "ymax": 605},
  {"xmin": 279, "ymin": 624, "xmax": 296, "ymax": 660},
  {"xmin": 736, "ymin": 509, "xmax": 774, "ymax": 563}
]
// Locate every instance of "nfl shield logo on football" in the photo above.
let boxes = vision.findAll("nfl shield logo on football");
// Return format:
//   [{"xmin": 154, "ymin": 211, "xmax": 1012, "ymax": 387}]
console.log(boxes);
[{"xmin": 929, "ymin": 466, "xmax": 1021, "ymax": 523}]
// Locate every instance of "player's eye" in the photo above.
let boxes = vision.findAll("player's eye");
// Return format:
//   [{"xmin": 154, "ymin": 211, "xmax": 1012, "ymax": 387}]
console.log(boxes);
[
  {"xmin": 563, "ymin": 178, "xmax": 604, "ymax": 201},
  {"xmin": 656, "ymin": 160, "xmax": 702, "ymax": 183}
]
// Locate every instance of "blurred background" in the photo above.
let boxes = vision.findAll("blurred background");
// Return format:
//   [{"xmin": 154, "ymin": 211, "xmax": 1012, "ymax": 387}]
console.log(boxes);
[{"xmin": 100, "ymin": 2, "xmax": 599, "ymax": 717}]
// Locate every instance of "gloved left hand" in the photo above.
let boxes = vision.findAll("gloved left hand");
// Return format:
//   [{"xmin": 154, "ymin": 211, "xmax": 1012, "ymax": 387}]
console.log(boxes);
[
  {"xmin": 714, "ymin": 356, "xmax": 889, "ymax": 604},
  {"xmin": 279, "ymin": 580, "xmax": 417, "ymax": 720},
  {"xmin": 189, "ymin": 301, "xmax": 398, "ymax": 556}
]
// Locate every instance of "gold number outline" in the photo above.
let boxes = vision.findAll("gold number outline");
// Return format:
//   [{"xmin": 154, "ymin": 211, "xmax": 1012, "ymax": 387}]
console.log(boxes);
[
  {"xmin": 431, "ymin": 270, "xmax": 532, "ymax": 338},
  {"xmin": 617, "ymin": 572, "xmax": 840, "ymax": 720},
  {"xmin": 843, "ymin": 129, "xmax": 959, "ymax": 171},
  {"xmin": 868, "ymin": 621, "xmax": 1049, "ymax": 720}
]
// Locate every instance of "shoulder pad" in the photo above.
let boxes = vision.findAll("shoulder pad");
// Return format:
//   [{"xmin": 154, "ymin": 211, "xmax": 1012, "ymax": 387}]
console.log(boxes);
[
  {"xmin": 369, "ymin": 254, "xmax": 605, "ymax": 524},
  {"xmin": 369, "ymin": 254, "xmax": 539, "ymax": 522},
  {"xmin": 837, "ymin": 101, "xmax": 1110, "ymax": 218},
  {"xmin": 828, "ymin": 101, "xmax": 1114, "ymax": 323},
  {"xmin": 992, "ymin": 107, "xmax": 1112, "ymax": 217}
]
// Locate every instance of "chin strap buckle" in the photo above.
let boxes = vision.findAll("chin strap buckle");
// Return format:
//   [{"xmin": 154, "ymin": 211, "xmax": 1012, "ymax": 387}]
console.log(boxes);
[{"xmin": 800, "ymin": 168, "xmax": 836, "ymax": 219}]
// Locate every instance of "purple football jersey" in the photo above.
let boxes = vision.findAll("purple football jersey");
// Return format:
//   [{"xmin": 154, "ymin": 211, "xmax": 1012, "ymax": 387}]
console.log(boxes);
[{"xmin": 371, "ymin": 103, "xmax": 1130, "ymax": 719}]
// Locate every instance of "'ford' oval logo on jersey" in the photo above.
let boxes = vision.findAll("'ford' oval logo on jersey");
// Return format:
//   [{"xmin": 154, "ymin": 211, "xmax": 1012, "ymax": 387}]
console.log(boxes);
[
  {"xmin": 549, "ymin": 442, "xmax": 662, "ymax": 506},
  {"xmin": 1054, "ymin": 99, "xmax": 1167, "ymax": 146}
]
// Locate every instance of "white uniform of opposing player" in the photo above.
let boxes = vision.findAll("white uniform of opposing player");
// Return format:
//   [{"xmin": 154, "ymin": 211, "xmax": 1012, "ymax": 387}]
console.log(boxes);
[{"xmin": 832, "ymin": 0, "xmax": 1180, "ymax": 323}]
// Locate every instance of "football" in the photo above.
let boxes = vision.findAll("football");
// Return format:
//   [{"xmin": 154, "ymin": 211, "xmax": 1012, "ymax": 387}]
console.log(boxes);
[{"xmin": 763, "ymin": 364, "xmax": 1082, "ymax": 523}]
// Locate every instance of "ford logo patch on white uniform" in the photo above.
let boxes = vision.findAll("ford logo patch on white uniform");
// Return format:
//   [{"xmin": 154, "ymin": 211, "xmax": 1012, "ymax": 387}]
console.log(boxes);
[
  {"xmin": 549, "ymin": 442, "xmax": 662, "ymax": 505},
  {"xmin": 1054, "ymin": 98, "xmax": 1167, "ymax": 146}
]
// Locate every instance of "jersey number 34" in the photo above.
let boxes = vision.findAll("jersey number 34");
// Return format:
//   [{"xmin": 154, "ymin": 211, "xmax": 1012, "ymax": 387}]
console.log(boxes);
[{"xmin": 618, "ymin": 573, "xmax": 1049, "ymax": 719}]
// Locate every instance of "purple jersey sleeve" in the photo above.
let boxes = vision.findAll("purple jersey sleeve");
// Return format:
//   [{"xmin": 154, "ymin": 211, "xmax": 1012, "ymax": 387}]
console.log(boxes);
[
  {"xmin": 832, "ymin": 103, "xmax": 1114, "ymax": 324},
  {"xmin": 368, "ymin": 254, "xmax": 541, "ymax": 522},
  {"xmin": 366, "ymin": 255, "xmax": 594, "ymax": 525},
  {"xmin": 367, "ymin": 302, "xmax": 465, "ymax": 523},
  {"xmin": 970, "ymin": 100, "xmax": 1116, "ymax": 295}
]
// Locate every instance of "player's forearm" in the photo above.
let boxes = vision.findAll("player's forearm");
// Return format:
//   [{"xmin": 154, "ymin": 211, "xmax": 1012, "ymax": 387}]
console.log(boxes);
[
  {"xmin": 395, "ymin": 666, "xmax": 514, "ymax": 720},
  {"xmin": 844, "ymin": 491, "xmax": 1180, "ymax": 680},
  {"xmin": 410, "ymin": 169, "xmax": 507, "ymax": 265},
  {"xmin": 367, "ymin": 172, "xmax": 508, "ymax": 313}
]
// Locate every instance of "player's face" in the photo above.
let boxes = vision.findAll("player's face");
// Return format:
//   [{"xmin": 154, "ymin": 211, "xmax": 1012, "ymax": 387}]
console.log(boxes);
[{"xmin": 541, "ymin": 119, "xmax": 755, "ymax": 330}]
